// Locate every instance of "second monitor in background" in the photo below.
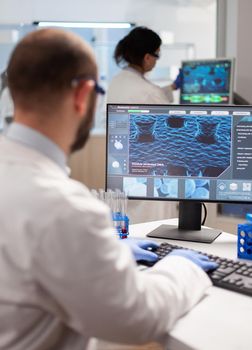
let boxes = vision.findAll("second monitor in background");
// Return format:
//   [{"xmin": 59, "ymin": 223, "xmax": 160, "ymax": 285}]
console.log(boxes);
[{"xmin": 180, "ymin": 58, "xmax": 235, "ymax": 105}]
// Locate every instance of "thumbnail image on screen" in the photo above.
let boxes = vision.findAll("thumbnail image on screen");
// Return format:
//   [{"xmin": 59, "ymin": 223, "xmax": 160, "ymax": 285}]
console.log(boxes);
[{"xmin": 180, "ymin": 59, "xmax": 234, "ymax": 105}]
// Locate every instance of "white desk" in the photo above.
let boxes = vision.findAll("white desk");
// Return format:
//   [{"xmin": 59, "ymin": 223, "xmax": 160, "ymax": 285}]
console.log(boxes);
[{"xmin": 130, "ymin": 218, "xmax": 252, "ymax": 350}]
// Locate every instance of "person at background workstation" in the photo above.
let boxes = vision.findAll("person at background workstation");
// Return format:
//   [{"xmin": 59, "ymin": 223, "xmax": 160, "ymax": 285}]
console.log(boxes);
[
  {"xmin": 107, "ymin": 26, "xmax": 182, "ymax": 224},
  {"xmin": 107, "ymin": 26, "xmax": 181, "ymax": 104},
  {"xmin": 0, "ymin": 28, "xmax": 217, "ymax": 350}
]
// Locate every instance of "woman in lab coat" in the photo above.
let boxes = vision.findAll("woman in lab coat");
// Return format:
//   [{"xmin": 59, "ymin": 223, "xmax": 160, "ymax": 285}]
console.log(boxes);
[
  {"xmin": 107, "ymin": 26, "xmax": 180, "ymax": 104},
  {"xmin": 107, "ymin": 26, "xmax": 181, "ymax": 223}
]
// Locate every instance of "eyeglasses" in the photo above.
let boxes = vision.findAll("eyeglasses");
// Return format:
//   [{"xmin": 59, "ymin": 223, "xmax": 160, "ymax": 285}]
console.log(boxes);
[
  {"xmin": 71, "ymin": 75, "xmax": 105, "ymax": 95},
  {"xmin": 150, "ymin": 52, "xmax": 160, "ymax": 59}
]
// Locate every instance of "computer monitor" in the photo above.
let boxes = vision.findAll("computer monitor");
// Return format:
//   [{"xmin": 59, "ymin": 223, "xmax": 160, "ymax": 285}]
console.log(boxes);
[
  {"xmin": 106, "ymin": 103, "xmax": 252, "ymax": 243},
  {"xmin": 180, "ymin": 58, "xmax": 234, "ymax": 105}
]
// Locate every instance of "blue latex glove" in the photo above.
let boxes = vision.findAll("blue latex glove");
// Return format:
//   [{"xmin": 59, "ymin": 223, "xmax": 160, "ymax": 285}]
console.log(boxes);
[
  {"xmin": 123, "ymin": 238, "xmax": 160, "ymax": 262},
  {"xmin": 173, "ymin": 68, "xmax": 183, "ymax": 90},
  {"xmin": 169, "ymin": 249, "xmax": 218, "ymax": 272}
]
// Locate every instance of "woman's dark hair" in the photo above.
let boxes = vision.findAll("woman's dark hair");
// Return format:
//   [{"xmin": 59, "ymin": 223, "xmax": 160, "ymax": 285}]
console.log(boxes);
[{"xmin": 114, "ymin": 26, "xmax": 161, "ymax": 66}]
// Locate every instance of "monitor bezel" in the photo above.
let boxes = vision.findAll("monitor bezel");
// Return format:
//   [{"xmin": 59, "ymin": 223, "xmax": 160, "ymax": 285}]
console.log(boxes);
[
  {"xmin": 179, "ymin": 58, "xmax": 235, "ymax": 105},
  {"xmin": 106, "ymin": 103, "xmax": 252, "ymax": 205}
]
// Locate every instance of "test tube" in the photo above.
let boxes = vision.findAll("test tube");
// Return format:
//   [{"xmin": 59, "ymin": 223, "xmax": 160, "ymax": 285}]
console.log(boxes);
[
  {"xmin": 91, "ymin": 189, "xmax": 98, "ymax": 198},
  {"xmin": 121, "ymin": 192, "xmax": 129, "ymax": 238},
  {"xmin": 98, "ymin": 188, "xmax": 105, "ymax": 202},
  {"xmin": 94, "ymin": 189, "xmax": 129, "ymax": 239}
]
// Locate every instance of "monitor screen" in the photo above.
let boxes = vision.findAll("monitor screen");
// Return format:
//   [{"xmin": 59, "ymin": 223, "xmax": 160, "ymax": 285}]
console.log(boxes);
[
  {"xmin": 180, "ymin": 59, "xmax": 234, "ymax": 105},
  {"xmin": 106, "ymin": 104, "xmax": 252, "ymax": 242}
]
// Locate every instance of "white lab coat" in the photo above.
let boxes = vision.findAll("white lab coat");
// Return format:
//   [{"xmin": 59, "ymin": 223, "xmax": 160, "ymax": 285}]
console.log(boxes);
[
  {"xmin": 0, "ymin": 136, "xmax": 211, "ymax": 350},
  {"xmin": 107, "ymin": 67, "xmax": 176, "ymax": 223},
  {"xmin": 107, "ymin": 67, "xmax": 174, "ymax": 105}
]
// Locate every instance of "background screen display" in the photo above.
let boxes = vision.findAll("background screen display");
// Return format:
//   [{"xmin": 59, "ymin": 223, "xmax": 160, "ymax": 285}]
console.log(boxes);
[{"xmin": 180, "ymin": 59, "xmax": 234, "ymax": 104}]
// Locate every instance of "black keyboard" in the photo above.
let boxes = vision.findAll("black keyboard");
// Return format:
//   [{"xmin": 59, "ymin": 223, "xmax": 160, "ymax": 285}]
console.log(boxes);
[{"xmin": 139, "ymin": 242, "xmax": 252, "ymax": 297}]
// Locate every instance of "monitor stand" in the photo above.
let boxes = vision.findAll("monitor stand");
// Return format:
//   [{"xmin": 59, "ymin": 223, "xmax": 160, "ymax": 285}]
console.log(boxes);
[{"xmin": 147, "ymin": 202, "xmax": 222, "ymax": 243}]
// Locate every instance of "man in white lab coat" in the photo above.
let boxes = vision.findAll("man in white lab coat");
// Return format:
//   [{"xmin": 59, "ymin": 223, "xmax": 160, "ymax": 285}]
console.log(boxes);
[{"xmin": 0, "ymin": 28, "xmax": 217, "ymax": 350}]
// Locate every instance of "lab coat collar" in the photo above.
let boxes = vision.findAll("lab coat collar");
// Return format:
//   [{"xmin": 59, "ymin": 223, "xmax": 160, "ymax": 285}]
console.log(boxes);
[
  {"xmin": 124, "ymin": 66, "xmax": 145, "ymax": 78},
  {"xmin": 6, "ymin": 123, "xmax": 69, "ymax": 175}
]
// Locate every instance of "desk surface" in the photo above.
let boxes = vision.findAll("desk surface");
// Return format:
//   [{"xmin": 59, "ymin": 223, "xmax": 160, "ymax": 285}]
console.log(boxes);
[{"xmin": 130, "ymin": 218, "xmax": 252, "ymax": 350}]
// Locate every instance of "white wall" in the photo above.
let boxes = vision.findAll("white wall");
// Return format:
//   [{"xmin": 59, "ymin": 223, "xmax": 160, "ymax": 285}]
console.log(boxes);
[
  {"xmin": 236, "ymin": 0, "xmax": 252, "ymax": 103},
  {"xmin": 0, "ymin": 0, "xmax": 216, "ymax": 58},
  {"xmin": 225, "ymin": 0, "xmax": 237, "ymax": 58},
  {"xmin": 224, "ymin": 0, "xmax": 252, "ymax": 103}
]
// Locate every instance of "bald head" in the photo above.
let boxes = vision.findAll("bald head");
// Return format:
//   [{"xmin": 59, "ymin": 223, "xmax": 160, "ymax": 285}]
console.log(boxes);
[{"xmin": 7, "ymin": 28, "xmax": 97, "ymax": 112}]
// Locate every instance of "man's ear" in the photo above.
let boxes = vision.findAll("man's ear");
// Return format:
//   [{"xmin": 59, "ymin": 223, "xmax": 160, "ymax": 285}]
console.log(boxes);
[{"xmin": 73, "ymin": 80, "xmax": 95, "ymax": 118}]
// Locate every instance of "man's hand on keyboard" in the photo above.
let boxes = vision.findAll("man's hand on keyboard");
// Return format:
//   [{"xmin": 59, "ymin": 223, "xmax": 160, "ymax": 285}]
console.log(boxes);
[
  {"xmin": 123, "ymin": 238, "xmax": 160, "ymax": 262},
  {"xmin": 169, "ymin": 249, "xmax": 219, "ymax": 272}
]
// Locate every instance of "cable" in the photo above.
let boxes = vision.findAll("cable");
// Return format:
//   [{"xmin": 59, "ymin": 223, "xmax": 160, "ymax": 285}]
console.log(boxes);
[{"xmin": 201, "ymin": 202, "xmax": 207, "ymax": 226}]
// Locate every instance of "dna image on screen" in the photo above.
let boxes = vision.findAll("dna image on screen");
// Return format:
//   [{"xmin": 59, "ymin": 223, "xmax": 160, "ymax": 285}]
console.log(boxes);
[{"xmin": 128, "ymin": 113, "xmax": 231, "ymax": 178}]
